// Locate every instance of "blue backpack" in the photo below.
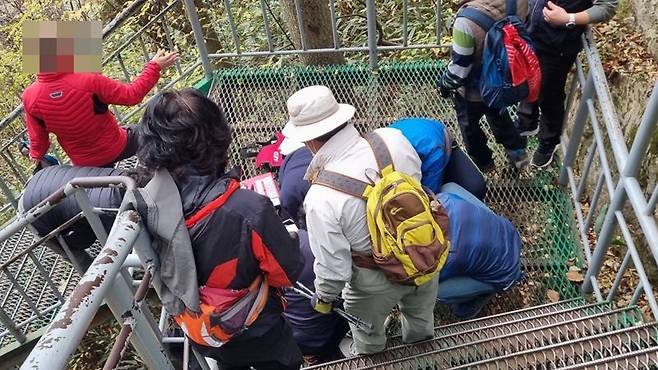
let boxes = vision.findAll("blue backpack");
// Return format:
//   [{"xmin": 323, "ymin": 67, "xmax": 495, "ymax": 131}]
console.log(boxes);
[{"xmin": 458, "ymin": 0, "xmax": 538, "ymax": 112}]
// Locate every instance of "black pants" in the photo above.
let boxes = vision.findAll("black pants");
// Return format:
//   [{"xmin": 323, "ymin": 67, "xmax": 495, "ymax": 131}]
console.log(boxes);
[
  {"xmin": 452, "ymin": 94, "xmax": 525, "ymax": 168},
  {"xmin": 443, "ymin": 145, "xmax": 487, "ymax": 201},
  {"xmin": 517, "ymin": 50, "xmax": 580, "ymax": 148},
  {"xmin": 102, "ymin": 125, "xmax": 140, "ymax": 167},
  {"xmin": 298, "ymin": 319, "xmax": 350, "ymax": 363},
  {"xmin": 193, "ymin": 317, "xmax": 302, "ymax": 370}
]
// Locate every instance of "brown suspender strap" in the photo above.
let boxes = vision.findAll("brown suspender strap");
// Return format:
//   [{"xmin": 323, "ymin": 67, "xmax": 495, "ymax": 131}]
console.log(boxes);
[
  {"xmin": 364, "ymin": 132, "xmax": 395, "ymax": 172},
  {"xmin": 313, "ymin": 170, "xmax": 369, "ymax": 200}
]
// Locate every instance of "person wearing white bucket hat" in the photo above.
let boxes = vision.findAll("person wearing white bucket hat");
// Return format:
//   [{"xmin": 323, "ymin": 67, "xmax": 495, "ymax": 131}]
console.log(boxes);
[{"xmin": 285, "ymin": 85, "xmax": 439, "ymax": 355}]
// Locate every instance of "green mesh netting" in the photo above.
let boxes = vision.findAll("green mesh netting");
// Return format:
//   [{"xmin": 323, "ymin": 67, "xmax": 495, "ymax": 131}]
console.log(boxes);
[{"xmin": 208, "ymin": 60, "xmax": 583, "ymax": 315}]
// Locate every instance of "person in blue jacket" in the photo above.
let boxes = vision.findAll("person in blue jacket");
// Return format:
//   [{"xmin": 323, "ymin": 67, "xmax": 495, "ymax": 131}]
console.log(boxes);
[
  {"xmin": 279, "ymin": 146, "xmax": 350, "ymax": 364},
  {"xmin": 434, "ymin": 185, "xmax": 523, "ymax": 319},
  {"xmin": 389, "ymin": 117, "xmax": 487, "ymax": 200}
]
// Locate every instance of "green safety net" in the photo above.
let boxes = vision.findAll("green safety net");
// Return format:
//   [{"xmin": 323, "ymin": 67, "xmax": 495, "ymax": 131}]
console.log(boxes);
[{"xmin": 209, "ymin": 60, "xmax": 583, "ymax": 317}]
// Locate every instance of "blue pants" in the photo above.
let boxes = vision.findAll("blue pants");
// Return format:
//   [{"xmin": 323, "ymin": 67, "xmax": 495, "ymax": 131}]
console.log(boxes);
[{"xmin": 443, "ymin": 146, "xmax": 487, "ymax": 201}]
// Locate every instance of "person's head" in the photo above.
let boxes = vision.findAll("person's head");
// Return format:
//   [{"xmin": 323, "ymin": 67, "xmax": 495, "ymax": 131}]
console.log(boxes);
[
  {"xmin": 137, "ymin": 88, "xmax": 232, "ymax": 180},
  {"xmin": 282, "ymin": 85, "xmax": 355, "ymax": 154}
]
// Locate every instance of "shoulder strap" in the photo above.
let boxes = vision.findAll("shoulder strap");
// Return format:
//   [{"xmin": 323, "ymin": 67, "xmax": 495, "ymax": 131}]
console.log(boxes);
[
  {"xmin": 506, "ymin": 0, "xmax": 517, "ymax": 16},
  {"xmin": 185, "ymin": 180, "xmax": 241, "ymax": 228},
  {"xmin": 364, "ymin": 132, "xmax": 395, "ymax": 175},
  {"xmin": 457, "ymin": 7, "xmax": 496, "ymax": 31},
  {"xmin": 313, "ymin": 170, "xmax": 369, "ymax": 200}
]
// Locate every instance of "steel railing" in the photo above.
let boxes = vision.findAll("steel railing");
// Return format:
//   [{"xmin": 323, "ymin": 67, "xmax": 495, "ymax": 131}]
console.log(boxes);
[
  {"xmin": 2, "ymin": 0, "xmax": 657, "ymax": 369},
  {"xmin": 558, "ymin": 31, "xmax": 658, "ymax": 319}
]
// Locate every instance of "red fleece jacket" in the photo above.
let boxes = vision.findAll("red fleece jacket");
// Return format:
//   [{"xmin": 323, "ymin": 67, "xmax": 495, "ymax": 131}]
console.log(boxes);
[{"xmin": 23, "ymin": 62, "xmax": 161, "ymax": 166}]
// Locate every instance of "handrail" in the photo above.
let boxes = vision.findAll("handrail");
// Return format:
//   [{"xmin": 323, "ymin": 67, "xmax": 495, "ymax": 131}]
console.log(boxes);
[{"xmin": 559, "ymin": 30, "xmax": 658, "ymax": 319}]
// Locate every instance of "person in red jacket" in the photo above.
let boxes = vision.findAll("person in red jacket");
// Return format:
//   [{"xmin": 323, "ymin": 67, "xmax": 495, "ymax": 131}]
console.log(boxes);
[{"xmin": 22, "ymin": 50, "xmax": 178, "ymax": 167}]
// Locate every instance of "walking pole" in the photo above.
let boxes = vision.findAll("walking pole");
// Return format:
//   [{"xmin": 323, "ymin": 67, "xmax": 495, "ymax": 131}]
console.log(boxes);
[{"xmin": 292, "ymin": 282, "xmax": 375, "ymax": 334}]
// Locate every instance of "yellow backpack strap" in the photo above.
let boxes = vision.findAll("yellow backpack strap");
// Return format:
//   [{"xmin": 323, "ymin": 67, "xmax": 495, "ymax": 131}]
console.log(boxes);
[
  {"xmin": 314, "ymin": 170, "xmax": 370, "ymax": 199},
  {"xmin": 365, "ymin": 132, "xmax": 395, "ymax": 176}
]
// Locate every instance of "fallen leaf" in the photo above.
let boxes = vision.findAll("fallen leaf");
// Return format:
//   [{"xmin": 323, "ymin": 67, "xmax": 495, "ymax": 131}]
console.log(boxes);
[
  {"xmin": 566, "ymin": 258, "xmax": 576, "ymax": 267},
  {"xmin": 569, "ymin": 265, "xmax": 582, "ymax": 272},
  {"xmin": 567, "ymin": 270, "xmax": 584, "ymax": 283},
  {"xmin": 547, "ymin": 289, "xmax": 560, "ymax": 302}
]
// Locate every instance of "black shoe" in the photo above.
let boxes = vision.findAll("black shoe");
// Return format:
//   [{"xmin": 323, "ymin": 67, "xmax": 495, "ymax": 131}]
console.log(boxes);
[
  {"xmin": 532, "ymin": 144, "xmax": 558, "ymax": 168},
  {"xmin": 477, "ymin": 160, "xmax": 496, "ymax": 174},
  {"xmin": 514, "ymin": 119, "xmax": 539, "ymax": 137},
  {"xmin": 505, "ymin": 148, "xmax": 530, "ymax": 170}
]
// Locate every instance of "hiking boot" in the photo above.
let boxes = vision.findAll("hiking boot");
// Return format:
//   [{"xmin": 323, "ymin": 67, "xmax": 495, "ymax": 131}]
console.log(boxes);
[
  {"xmin": 532, "ymin": 144, "xmax": 558, "ymax": 168},
  {"xmin": 505, "ymin": 148, "xmax": 530, "ymax": 170},
  {"xmin": 451, "ymin": 294, "xmax": 494, "ymax": 320},
  {"xmin": 514, "ymin": 119, "xmax": 539, "ymax": 136}
]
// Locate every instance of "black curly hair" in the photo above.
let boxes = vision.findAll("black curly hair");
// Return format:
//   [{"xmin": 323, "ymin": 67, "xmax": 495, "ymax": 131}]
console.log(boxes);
[{"xmin": 136, "ymin": 88, "xmax": 232, "ymax": 181}]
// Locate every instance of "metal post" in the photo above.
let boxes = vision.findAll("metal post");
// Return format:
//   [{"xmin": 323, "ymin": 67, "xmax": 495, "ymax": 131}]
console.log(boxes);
[
  {"xmin": 558, "ymin": 72, "xmax": 594, "ymax": 185},
  {"xmin": 582, "ymin": 181, "xmax": 626, "ymax": 293},
  {"xmin": 182, "ymin": 0, "xmax": 213, "ymax": 79},
  {"xmin": 623, "ymin": 81, "xmax": 658, "ymax": 178},
  {"xmin": 365, "ymin": 0, "xmax": 378, "ymax": 70},
  {"xmin": 293, "ymin": 0, "xmax": 307, "ymax": 50},
  {"xmin": 435, "ymin": 0, "xmax": 443, "ymax": 44},
  {"xmin": 647, "ymin": 184, "xmax": 658, "ymax": 216}
]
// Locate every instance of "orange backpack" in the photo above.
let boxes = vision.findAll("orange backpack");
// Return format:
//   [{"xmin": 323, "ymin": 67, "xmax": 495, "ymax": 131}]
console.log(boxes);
[{"xmin": 173, "ymin": 180, "xmax": 270, "ymax": 347}]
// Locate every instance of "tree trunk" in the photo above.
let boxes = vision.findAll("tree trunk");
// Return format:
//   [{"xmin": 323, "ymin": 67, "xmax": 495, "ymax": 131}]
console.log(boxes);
[{"xmin": 280, "ymin": 0, "xmax": 345, "ymax": 65}]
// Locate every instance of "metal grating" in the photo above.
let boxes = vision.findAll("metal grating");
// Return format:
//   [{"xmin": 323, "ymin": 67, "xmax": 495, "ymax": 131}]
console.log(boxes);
[
  {"xmin": 558, "ymin": 346, "xmax": 658, "ymax": 370},
  {"xmin": 308, "ymin": 307, "xmax": 645, "ymax": 370},
  {"xmin": 387, "ymin": 301, "xmax": 610, "ymax": 348},
  {"xmin": 387, "ymin": 298, "xmax": 585, "ymax": 346},
  {"xmin": 0, "ymin": 228, "xmax": 78, "ymax": 351},
  {"xmin": 456, "ymin": 323, "xmax": 658, "ymax": 369}
]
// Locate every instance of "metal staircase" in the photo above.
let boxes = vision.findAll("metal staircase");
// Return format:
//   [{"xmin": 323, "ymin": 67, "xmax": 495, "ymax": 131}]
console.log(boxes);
[
  {"xmin": 0, "ymin": 0, "xmax": 656, "ymax": 369},
  {"xmin": 309, "ymin": 300, "xmax": 655, "ymax": 369}
]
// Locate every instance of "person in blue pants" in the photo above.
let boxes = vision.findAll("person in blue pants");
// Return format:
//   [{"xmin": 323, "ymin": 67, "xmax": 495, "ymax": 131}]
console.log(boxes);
[{"xmin": 436, "ymin": 183, "xmax": 523, "ymax": 319}]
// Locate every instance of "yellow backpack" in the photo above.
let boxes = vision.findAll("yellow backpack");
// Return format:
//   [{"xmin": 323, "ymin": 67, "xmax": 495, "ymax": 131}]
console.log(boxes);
[{"xmin": 313, "ymin": 132, "xmax": 450, "ymax": 286}]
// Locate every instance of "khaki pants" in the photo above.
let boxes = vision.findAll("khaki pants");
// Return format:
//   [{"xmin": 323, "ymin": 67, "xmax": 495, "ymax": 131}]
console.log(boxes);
[{"xmin": 343, "ymin": 266, "xmax": 439, "ymax": 354}]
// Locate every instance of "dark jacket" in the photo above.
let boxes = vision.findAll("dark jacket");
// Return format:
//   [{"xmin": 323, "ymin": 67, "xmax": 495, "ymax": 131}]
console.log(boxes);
[
  {"xmin": 177, "ymin": 172, "xmax": 303, "ymax": 343},
  {"xmin": 279, "ymin": 148, "xmax": 347, "ymax": 352},
  {"xmin": 283, "ymin": 230, "xmax": 344, "ymax": 351},
  {"xmin": 20, "ymin": 165, "xmax": 125, "ymax": 250},
  {"xmin": 279, "ymin": 147, "xmax": 313, "ymax": 222},
  {"xmin": 528, "ymin": 0, "xmax": 593, "ymax": 55}
]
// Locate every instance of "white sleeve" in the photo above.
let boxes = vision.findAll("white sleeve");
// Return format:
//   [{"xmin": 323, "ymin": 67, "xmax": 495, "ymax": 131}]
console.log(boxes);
[{"xmin": 305, "ymin": 188, "xmax": 351, "ymax": 301}]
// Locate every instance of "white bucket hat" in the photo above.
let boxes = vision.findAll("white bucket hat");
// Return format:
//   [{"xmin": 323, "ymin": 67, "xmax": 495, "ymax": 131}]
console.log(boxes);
[{"xmin": 282, "ymin": 85, "xmax": 355, "ymax": 143}]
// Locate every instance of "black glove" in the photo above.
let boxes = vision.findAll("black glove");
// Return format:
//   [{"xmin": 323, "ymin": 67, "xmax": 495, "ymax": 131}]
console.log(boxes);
[{"xmin": 439, "ymin": 83, "xmax": 452, "ymax": 99}]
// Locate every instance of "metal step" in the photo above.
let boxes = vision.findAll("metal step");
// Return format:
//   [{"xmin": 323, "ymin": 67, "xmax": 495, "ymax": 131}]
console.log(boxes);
[
  {"xmin": 387, "ymin": 298, "xmax": 585, "ymax": 345},
  {"xmin": 308, "ymin": 306, "xmax": 644, "ymax": 370},
  {"xmin": 558, "ymin": 346, "xmax": 658, "ymax": 369},
  {"xmin": 387, "ymin": 299, "xmax": 601, "ymax": 348},
  {"xmin": 449, "ymin": 323, "xmax": 658, "ymax": 369}
]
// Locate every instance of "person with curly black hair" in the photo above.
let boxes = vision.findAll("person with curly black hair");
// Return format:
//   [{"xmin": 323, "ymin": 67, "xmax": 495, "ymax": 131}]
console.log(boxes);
[{"xmin": 136, "ymin": 88, "xmax": 303, "ymax": 370}]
